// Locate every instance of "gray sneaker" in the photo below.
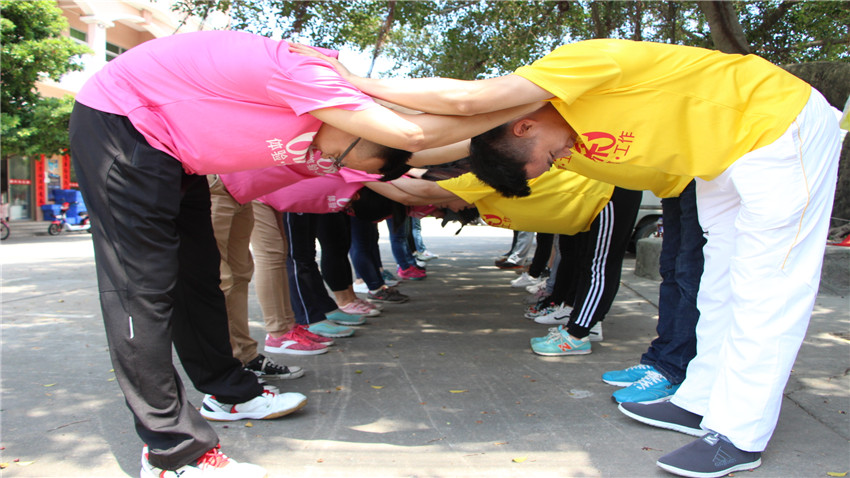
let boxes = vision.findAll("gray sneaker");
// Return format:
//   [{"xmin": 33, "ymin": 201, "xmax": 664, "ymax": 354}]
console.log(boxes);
[
  {"xmin": 618, "ymin": 401, "xmax": 704, "ymax": 436},
  {"xmin": 657, "ymin": 432, "xmax": 762, "ymax": 478},
  {"xmin": 367, "ymin": 286, "xmax": 409, "ymax": 303}
]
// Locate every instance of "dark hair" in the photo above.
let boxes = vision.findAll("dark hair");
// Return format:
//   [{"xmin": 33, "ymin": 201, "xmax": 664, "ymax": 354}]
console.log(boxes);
[
  {"xmin": 359, "ymin": 142, "xmax": 412, "ymax": 181},
  {"xmin": 420, "ymin": 158, "xmax": 472, "ymax": 181},
  {"xmin": 439, "ymin": 206, "xmax": 481, "ymax": 235},
  {"xmin": 468, "ymin": 124, "xmax": 532, "ymax": 198},
  {"xmin": 349, "ymin": 185, "xmax": 407, "ymax": 227}
]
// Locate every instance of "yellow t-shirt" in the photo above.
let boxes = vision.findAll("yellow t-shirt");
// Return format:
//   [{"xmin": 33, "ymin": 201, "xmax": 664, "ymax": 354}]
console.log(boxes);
[
  {"xmin": 514, "ymin": 39, "xmax": 811, "ymax": 197},
  {"xmin": 437, "ymin": 168, "xmax": 615, "ymax": 235}
]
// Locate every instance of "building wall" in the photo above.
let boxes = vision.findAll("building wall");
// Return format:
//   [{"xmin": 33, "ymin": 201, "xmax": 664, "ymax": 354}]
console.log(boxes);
[{"xmin": 7, "ymin": 1, "xmax": 229, "ymax": 221}]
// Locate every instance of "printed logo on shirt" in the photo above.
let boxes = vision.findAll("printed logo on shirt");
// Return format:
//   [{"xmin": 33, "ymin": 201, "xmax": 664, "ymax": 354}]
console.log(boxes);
[
  {"xmin": 574, "ymin": 130, "xmax": 636, "ymax": 163},
  {"xmin": 266, "ymin": 132, "xmax": 316, "ymax": 165},
  {"xmin": 482, "ymin": 214, "xmax": 511, "ymax": 228},
  {"xmin": 326, "ymin": 195, "xmax": 351, "ymax": 211}
]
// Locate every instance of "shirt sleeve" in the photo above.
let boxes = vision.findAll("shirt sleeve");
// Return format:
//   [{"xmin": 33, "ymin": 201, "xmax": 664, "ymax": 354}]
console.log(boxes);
[
  {"xmin": 513, "ymin": 42, "xmax": 622, "ymax": 105},
  {"xmin": 436, "ymin": 173, "xmax": 495, "ymax": 204},
  {"xmin": 267, "ymin": 57, "xmax": 377, "ymax": 116}
]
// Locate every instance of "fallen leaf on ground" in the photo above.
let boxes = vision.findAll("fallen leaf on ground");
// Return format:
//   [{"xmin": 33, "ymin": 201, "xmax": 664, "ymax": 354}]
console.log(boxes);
[
  {"xmin": 16, "ymin": 461, "xmax": 34, "ymax": 467},
  {"xmin": 371, "ymin": 385, "xmax": 384, "ymax": 389},
  {"xmin": 512, "ymin": 457, "xmax": 527, "ymax": 463},
  {"xmin": 244, "ymin": 422, "xmax": 253, "ymax": 428},
  {"xmin": 449, "ymin": 390, "xmax": 468, "ymax": 394},
  {"xmin": 827, "ymin": 473, "xmax": 848, "ymax": 477},
  {"xmin": 43, "ymin": 384, "xmax": 56, "ymax": 387}
]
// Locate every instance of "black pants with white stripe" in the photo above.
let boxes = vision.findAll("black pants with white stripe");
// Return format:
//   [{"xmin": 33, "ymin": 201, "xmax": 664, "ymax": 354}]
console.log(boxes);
[
  {"xmin": 551, "ymin": 187, "xmax": 642, "ymax": 339},
  {"xmin": 69, "ymin": 103, "xmax": 262, "ymax": 469}
]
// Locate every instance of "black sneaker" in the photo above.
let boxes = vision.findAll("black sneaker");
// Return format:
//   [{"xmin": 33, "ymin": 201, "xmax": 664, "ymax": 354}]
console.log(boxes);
[
  {"xmin": 244, "ymin": 354, "xmax": 304, "ymax": 380},
  {"xmin": 367, "ymin": 286, "xmax": 410, "ymax": 303},
  {"xmin": 618, "ymin": 401, "xmax": 704, "ymax": 436},
  {"xmin": 657, "ymin": 432, "xmax": 762, "ymax": 478}
]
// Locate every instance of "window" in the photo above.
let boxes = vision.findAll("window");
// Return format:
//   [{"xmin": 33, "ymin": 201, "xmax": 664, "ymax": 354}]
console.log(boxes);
[
  {"xmin": 105, "ymin": 42, "xmax": 127, "ymax": 62},
  {"xmin": 69, "ymin": 27, "xmax": 87, "ymax": 45}
]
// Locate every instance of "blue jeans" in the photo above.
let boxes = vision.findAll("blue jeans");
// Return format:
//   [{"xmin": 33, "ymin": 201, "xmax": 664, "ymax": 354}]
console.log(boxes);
[
  {"xmin": 387, "ymin": 217, "xmax": 415, "ymax": 270},
  {"xmin": 410, "ymin": 217, "xmax": 427, "ymax": 253},
  {"xmin": 641, "ymin": 181, "xmax": 705, "ymax": 385},
  {"xmin": 349, "ymin": 215, "xmax": 385, "ymax": 291}
]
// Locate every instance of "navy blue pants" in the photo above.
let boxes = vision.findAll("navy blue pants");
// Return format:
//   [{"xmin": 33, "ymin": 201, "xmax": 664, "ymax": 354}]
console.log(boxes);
[{"xmin": 641, "ymin": 181, "xmax": 705, "ymax": 384}]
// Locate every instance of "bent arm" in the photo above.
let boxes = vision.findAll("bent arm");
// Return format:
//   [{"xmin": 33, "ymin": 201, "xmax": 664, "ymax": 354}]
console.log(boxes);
[
  {"xmin": 409, "ymin": 140, "xmax": 470, "ymax": 167},
  {"xmin": 364, "ymin": 178, "xmax": 459, "ymax": 206},
  {"xmin": 309, "ymin": 102, "xmax": 539, "ymax": 152}
]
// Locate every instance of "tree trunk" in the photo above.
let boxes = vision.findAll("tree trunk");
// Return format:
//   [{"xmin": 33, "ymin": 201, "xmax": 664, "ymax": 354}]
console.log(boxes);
[{"xmin": 697, "ymin": 1, "xmax": 750, "ymax": 54}]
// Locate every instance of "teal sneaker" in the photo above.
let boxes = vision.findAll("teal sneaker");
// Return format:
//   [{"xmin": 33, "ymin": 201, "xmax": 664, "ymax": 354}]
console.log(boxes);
[
  {"xmin": 325, "ymin": 310, "xmax": 366, "ymax": 326},
  {"xmin": 602, "ymin": 364, "xmax": 657, "ymax": 387},
  {"xmin": 308, "ymin": 320, "xmax": 355, "ymax": 338},
  {"xmin": 612, "ymin": 370, "xmax": 680, "ymax": 404},
  {"xmin": 531, "ymin": 326, "xmax": 563, "ymax": 345},
  {"xmin": 532, "ymin": 323, "xmax": 603, "ymax": 345},
  {"xmin": 530, "ymin": 328, "xmax": 591, "ymax": 356}
]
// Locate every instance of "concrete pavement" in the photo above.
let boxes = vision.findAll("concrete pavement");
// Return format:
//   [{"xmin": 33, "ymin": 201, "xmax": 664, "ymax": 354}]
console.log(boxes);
[{"xmin": 1, "ymin": 218, "xmax": 848, "ymax": 477}]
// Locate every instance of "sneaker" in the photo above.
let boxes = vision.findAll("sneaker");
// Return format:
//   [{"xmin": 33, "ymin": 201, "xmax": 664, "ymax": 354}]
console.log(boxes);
[
  {"xmin": 523, "ymin": 287, "xmax": 549, "ymax": 304},
  {"xmin": 657, "ymin": 433, "xmax": 762, "ymax": 478},
  {"xmin": 588, "ymin": 322, "xmax": 603, "ymax": 342},
  {"xmin": 356, "ymin": 297, "xmax": 382, "ymax": 311},
  {"xmin": 326, "ymin": 309, "xmax": 366, "ymax": 326},
  {"xmin": 264, "ymin": 331, "xmax": 328, "ymax": 355},
  {"xmin": 617, "ymin": 401, "xmax": 704, "ymax": 436},
  {"xmin": 415, "ymin": 258, "xmax": 427, "ymax": 268},
  {"xmin": 397, "ymin": 265, "xmax": 426, "ymax": 280},
  {"xmin": 523, "ymin": 300, "xmax": 556, "ymax": 319},
  {"xmin": 201, "ymin": 389, "xmax": 307, "ymax": 421},
  {"xmin": 613, "ymin": 370, "xmax": 680, "ymax": 404},
  {"xmin": 496, "ymin": 260, "xmax": 523, "ymax": 270},
  {"xmin": 293, "ymin": 324, "xmax": 334, "ymax": 346},
  {"xmin": 353, "ymin": 281, "xmax": 369, "ymax": 294},
  {"xmin": 530, "ymin": 325, "xmax": 565, "ymax": 345},
  {"xmin": 339, "ymin": 300, "xmax": 381, "ymax": 317},
  {"xmin": 308, "ymin": 320, "xmax": 355, "ymax": 338},
  {"xmin": 530, "ymin": 328, "xmax": 591, "ymax": 356},
  {"xmin": 602, "ymin": 364, "xmax": 657, "ymax": 387},
  {"xmin": 415, "ymin": 250, "xmax": 439, "ymax": 261},
  {"xmin": 525, "ymin": 280, "xmax": 547, "ymax": 295},
  {"xmin": 244, "ymin": 354, "xmax": 304, "ymax": 380},
  {"xmin": 534, "ymin": 303, "xmax": 572, "ymax": 325},
  {"xmin": 367, "ymin": 286, "xmax": 409, "ymax": 303},
  {"xmin": 141, "ymin": 444, "xmax": 267, "ymax": 478},
  {"xmin": 511, "ymin": 272, "xmax": 541, "ymax": 288},
  {"xmin": 381, "ymin": 269, "xmax": 399, "ymax": 286}
]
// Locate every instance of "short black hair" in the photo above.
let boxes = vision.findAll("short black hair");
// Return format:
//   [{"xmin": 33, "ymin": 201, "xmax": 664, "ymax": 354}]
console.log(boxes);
[
  {"xmin": 360, "ymin": 141, "xmax": 412, "ymax": 181},
  {"xmin": 468, "ymin": 124, "xmax": 532, "ymax": 198},
  {"xmin": 349, "ymin": 186, "xmax": 407, "ymax": 226}
]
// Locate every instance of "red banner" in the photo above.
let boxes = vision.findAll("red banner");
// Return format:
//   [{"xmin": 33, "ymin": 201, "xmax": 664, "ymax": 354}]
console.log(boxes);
[
  {"xmin": 35, "ymin": 155, "xmax": 46, "ymax": 207},
  {"xmin": 61, "ymin": 154, "xmax": 71, "ymax": 189}
]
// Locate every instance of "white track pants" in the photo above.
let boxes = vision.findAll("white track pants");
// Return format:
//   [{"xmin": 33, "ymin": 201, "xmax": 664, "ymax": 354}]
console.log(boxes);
[{"xmin": 671, "ymin": 89, "xmax": 841, "ymax": 452}]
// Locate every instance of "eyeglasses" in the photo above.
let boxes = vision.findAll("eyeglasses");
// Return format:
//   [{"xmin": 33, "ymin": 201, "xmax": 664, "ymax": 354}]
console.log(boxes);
[{"xmin": 332, "ymin": 137, "xmax": 361, "ymax": 169}]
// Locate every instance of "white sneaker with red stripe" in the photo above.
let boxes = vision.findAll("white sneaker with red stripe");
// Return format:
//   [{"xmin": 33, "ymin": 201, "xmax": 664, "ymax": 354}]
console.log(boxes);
[
  {"xmin": 141, "ymin": 444, "xmax": 268, "ymax": 477},
  {"xmin": 200, "ymin": 389, "xmax": 307, "ymax": 421}
]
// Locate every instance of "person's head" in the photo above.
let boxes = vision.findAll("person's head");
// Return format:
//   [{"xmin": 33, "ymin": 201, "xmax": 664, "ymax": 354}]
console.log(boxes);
[
  {"xmin": 468, "ymin": 103, "xmax": 576, "ymax": 197},
  {"xmin": 313, "ymin": 128, "xmax": 411, "ymax": 180},
  {"xmin": 348, "ymin": 185, "xmax": 408, "ymax": 225}
]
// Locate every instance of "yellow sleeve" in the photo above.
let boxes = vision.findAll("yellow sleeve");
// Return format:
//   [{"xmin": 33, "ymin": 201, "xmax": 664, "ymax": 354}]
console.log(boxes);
[{"xmin": 437, "ymin": 172, "xmax": 495, "ymax": 204}]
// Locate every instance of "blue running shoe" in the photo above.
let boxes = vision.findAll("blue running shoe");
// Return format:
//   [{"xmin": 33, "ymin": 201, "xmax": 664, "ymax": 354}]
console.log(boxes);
[
  {"xmin": 308, "ymin": 320, "xmax": 355, "ymax": 338},
  {"xmin": 602, "ymin": 364, "xmax": 656, "ymax": 387},
  {"xmin": 530, "ymin": 328, "xmax": 591, "ymax": 356},
  {"xmin": 613, "ymin": 370, "xmax": 680, "ymax": 404},
  {"xmin": 326, "ymin": 310, "xmax": 366, "ymax": 326}
]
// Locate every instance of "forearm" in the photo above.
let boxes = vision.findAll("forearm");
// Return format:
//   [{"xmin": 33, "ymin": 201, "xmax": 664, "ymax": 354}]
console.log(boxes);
[
  {"xmin": 364, "ymin": 181, "xmax": 437, "ymax": 206},
  {"xmin": 409, "ymin": 140, "xmax": 469, "ymax": 167}
]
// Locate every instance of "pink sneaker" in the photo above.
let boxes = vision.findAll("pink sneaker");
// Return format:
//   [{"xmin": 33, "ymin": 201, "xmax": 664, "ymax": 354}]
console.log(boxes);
[
  {"xmin": 265, "ymin": 331, "xmax": 328, "ymax": 355},
  {"xmin": 293, "ymin": 324, "xmax": 334, "ymax": 346},
  {"xmin": 339, "ymin": 300, "xmax": 381, "ymax": 317},
  {"xmin": 397, "ymin": 265, "xmax": 426, "ymax": 280},
  {"xmin": 356, "ymin": 298, "xmax": 382, "ymax": 311}
]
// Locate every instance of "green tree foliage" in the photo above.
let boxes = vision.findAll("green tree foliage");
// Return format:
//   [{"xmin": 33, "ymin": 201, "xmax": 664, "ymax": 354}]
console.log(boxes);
[
  {"xmin": 1, "ymin": 0, "xmax": 90, "ymax": 157},
  {"xmin": 175, "ymin": 0, "xmax": 846, "ymax": 79}
]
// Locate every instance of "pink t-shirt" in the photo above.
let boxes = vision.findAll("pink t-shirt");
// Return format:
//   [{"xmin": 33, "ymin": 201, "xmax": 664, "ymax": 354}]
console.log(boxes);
[
  {"xmin": 76, "ymin": 30, "xmax": 377, "ymax": 175},
  {"xmin": 256, "ymin": 168, "xmax": 379, "ymax": 213}
]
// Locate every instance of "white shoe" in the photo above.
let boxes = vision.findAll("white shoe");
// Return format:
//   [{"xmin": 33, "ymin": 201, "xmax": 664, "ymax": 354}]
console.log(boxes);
[
  {"xmin": 589, "ymin": 322, "xmax": 603, "ymax": 342},
  {"xmin": 416, "ymin": 250, "xmax": 439, "ymax": 261},
  {"xmin": 353, "ymin": 281, "xmax": 369, "ymax": 294},
  {"xmin": 511, "ymin": 272, "xmax": 541, "ymax": 288},
  {"xmin": 141, "ymin": 445, "xmax": 268, "ymax": 478},
  {"xmin": 525, "ymin": 280, "xmax": 547, "ymax": 295},
  {"xmin": 534, "ymin": 303, "xmax": 573, "ymax": 325},
  {"xmin": 200, "ymin": 390, "xmax": 307, "ymax": 421}
]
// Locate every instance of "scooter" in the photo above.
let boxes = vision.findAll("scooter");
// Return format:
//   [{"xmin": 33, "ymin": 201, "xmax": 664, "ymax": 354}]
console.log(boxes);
[{"xmin": 48, "ymin": 202, "xmax": 91, "ymax": 235}]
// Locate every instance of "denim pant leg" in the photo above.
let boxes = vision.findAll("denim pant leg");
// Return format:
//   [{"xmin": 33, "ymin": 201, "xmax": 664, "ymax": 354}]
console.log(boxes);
[
  {"xmin": 411, "ymin": 217, "xmax": 427, "ymax": 253},
  {"xmin": 387, "ymin": 217, "xmax": 414, "ymax": 270},
  {"xmin": 349, "ymin": 216, "xmax": 385, "ymax": 290},
  {"xmin": 641, "ymin": 181, "xmax": 705, "ymax": 384}
]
